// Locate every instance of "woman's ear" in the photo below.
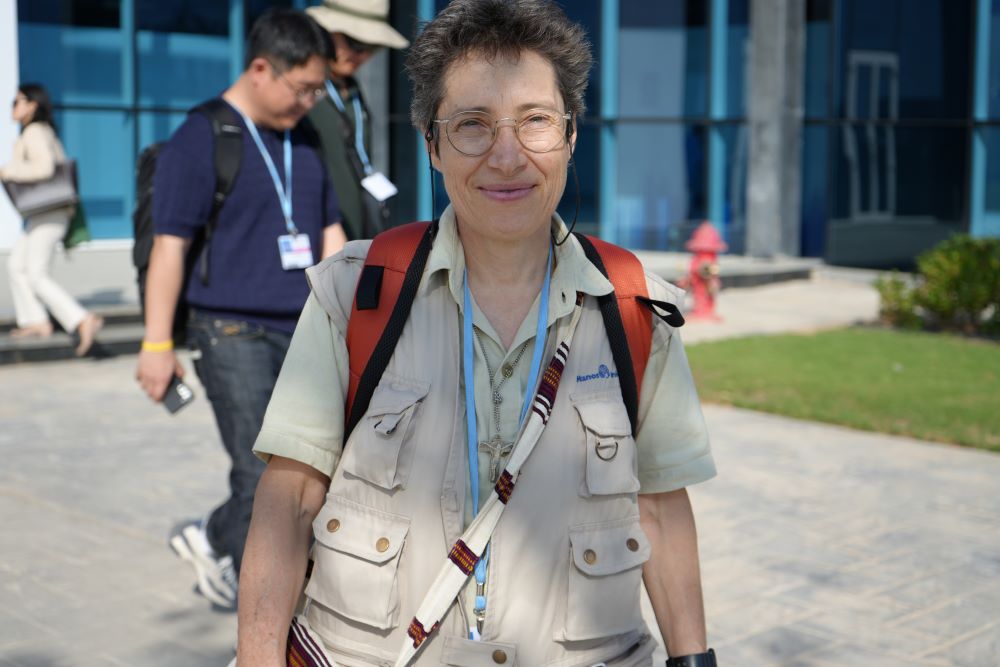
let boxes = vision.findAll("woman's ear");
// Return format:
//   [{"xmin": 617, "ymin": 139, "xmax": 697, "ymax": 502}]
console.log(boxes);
[
  {"xmin": 425, "ymin": 131, "xmax": 442, "ymax": 172},
  {"xmin": 567, "ymin": 115, "xmax": 577, "ymax": 156}
]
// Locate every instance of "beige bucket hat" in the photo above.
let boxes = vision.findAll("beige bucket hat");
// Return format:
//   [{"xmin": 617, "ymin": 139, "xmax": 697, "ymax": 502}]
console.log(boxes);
[{"xmin": 306, "ymin": 0, "xmax": 410, "ymax": 50}]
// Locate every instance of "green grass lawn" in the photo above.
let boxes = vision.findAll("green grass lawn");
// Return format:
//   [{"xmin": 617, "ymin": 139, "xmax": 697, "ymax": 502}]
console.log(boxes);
[{"xmin": 685, "ymin": 328, "xmax": 1000, "ymax": 451}]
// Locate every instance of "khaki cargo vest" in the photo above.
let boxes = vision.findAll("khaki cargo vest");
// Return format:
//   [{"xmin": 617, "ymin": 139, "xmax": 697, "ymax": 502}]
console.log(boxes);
[{"xmin": 304, "ymin": 250, "xmax": 657, "ymax": 667}]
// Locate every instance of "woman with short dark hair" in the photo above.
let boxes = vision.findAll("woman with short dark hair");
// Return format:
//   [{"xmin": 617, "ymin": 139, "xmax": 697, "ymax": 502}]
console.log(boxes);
[
  {"xmin": 237, "ymin": 2, "xmax": 717, "ymax": 666},
  {"xmin": 2, "ymin": 83, "xmax": 103, "ymax": 355}
]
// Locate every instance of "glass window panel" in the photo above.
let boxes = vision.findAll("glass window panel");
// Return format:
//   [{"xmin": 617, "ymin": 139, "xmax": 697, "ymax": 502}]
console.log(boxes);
[
  {"xmin": 136, "ymin": 1, "xmax": 227, "ymax": 35},
  {"xmin": 827, "ymin": 125, "xmax": 966, "ymax": 267},
  {"xmin": 58, "ymin": 109, "xmax": 135, "ymax": 240},
  {"xmin": 725, "ymin": 0, "xmax": 749, "ymax": 118},
  {"xmin": 805, "ymin": 0, "xmax": 832, "ymax": 118},
  {"xmin": 18, "ymin": 0, "xmax": 120, "ymax": 27},
  {"xmin": 988, "ymin": 0, "xmax": 1000, "ymax": 118},
  {"xmin": 615, "ymin": 122, "xmax": 706, "ymax": 250},
  {"xmin": 800, "ymin": 124, "xmax": 828, "ymax": 256},
  {"xmin": 18, "ymin": 23, "xmax": 124, "ymax": 105},
  {"xmin": 981, "ymin": 128, "xmax": 1000, "ymax": 236},
  {"xmin": 837, "ymin": 0, "xmax": 971, "ymax": 120},
  {"xmin": 619, "ymin": 1, "xmax": 707, "ymax": 118},
  {"xmin": 137, "ymin": 110, "xmax": 189, "ymax": 151},
  {"xmin": 137, "ymin": 30, "xmax": 231, "ymax": 109},
  {"xmin": 717, "ymin": 123, "xmax": 747, "ymax": 254}
]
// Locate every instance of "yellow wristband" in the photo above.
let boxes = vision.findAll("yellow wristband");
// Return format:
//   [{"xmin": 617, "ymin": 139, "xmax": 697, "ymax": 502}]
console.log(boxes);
[{"xmin": 141, "ymin": 339, "xmax": 174, "ymax": 353}]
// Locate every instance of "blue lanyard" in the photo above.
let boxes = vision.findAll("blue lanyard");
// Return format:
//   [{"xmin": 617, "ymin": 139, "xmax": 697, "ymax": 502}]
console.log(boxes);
[
  {"xmin": 233, "ymin": 107, "xmax": 295, "ymax": 235},
  {"xmin": 462, "ymin": 244, "xmax": 552, "ymax": 633},
  {"xmin": 325, "ymin": 80, "xmax": 373, "ymax": 176}
]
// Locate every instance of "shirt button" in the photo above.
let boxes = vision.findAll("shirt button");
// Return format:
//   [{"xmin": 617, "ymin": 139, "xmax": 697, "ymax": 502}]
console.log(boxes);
[
  {"xmin": 583, "ymin": 549, "xmax": 597, "ymax": 565},
  {"xmin": 326, "ymin": 519, "xmax": 341, "ymax": 533},
  {"xmin": 626, "ymin": 538, "xmax": 639, "ymax": 552},
  {"xmin": 376, "ymin": 537, "xmax": 391, "ymax": 552},
  {"xmin": 492, "ymin": 649, "xmax": 508, "ymax": 664}
]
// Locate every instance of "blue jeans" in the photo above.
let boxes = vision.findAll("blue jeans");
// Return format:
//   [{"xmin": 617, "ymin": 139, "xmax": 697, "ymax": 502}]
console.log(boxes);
[{"xmin": 188, "ymin": 311, "xmax": 292, "ymax": 573}]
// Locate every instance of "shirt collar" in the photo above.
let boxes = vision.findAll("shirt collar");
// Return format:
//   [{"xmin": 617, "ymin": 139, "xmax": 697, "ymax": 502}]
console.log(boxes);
[{"xmin": 424, "ymin": 205, "xmax": 614, "ymax": 321}]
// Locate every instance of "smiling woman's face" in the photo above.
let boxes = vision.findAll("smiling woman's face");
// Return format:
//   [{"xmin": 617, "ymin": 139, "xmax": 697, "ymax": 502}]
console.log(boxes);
[{"xmin": 431, "ymin": 49, "xmax": 576, "ymax": 248}]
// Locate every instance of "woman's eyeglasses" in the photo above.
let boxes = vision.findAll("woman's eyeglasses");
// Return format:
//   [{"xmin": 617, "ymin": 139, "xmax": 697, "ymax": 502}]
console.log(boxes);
[{"xmin": 432, "ymin": 108, "xmax": 572, "ymax": 156}]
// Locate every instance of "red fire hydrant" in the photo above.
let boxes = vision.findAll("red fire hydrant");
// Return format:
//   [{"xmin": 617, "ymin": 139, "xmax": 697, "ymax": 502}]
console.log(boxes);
[{"xmin": 682, "ymin": 221, "xmax": 726, "ymax": 320}]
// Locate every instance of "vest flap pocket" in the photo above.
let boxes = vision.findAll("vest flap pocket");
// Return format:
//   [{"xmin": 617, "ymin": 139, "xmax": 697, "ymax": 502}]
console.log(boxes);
[
  {"xmin": 307, "ymin": 495, "xmax": 410, "ymax": 630},
  {"xmin": 572, "ymin": 393, "xmax": 640, "ymax": 496},
  {"xmin": 560, "ymin": 517, "xmax": 649, "ymax": 641},
  {"xmin": 342, "ymin": 373, "xmax": 430, "ymax": 490},
  {"xmin": 312, "ymin": 495, "xmax": 409, "ymax": 563},
  {"xmin": 568, "ymin": 518, "xmax": 650, "ymax": 577}
]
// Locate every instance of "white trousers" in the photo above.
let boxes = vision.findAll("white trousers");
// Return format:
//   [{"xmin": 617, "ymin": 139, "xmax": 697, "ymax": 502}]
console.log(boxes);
[{"xmin": 7, "ymin": 209, "xmax": 87, "ymax": 332}]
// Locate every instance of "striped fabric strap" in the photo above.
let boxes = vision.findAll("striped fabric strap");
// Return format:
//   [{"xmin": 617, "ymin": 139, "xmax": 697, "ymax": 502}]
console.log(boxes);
[
  {"xmin": 287, "ymin": 617, "xmax": 335, "ymax": 667},
  {"xmin": 392, "ymin": 296, "xmax": 586, "ymax": 667}
]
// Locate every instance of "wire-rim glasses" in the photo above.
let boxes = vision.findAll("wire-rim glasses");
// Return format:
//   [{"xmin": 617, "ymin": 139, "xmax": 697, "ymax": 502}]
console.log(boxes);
[
  {"xmin": 271, "ymin": 65, "xmax": 328, "ymax": 104},
  {"xmin": 433, "ymin": 108, "xmax": 572, "ymax": 156}
]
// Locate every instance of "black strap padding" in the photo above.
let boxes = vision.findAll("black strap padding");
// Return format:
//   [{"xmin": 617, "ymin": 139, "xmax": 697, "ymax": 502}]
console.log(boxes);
[
  {"xmin": 573, "ymin": 233, "xmax": 640, "ymax": 437},
  {"xmin": 637, "ymin": 296, "xmax": 685, "ymax": 328},
  {"xmin": 192, "ymin": 98, "xmax": 243, "ymax": 286},
  {"xmin": 345, "ymin": 222, "xmax": 438, "ymax": 440},
  {"xmin": 356, "ymin": 265, "xmax": 384, "ymax": 311}
]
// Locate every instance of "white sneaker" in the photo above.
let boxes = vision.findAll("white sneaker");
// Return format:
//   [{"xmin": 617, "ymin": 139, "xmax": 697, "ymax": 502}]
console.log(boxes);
[{"xmin": 168, "ymin": 519, "xmax": 238, "ymax": 610}]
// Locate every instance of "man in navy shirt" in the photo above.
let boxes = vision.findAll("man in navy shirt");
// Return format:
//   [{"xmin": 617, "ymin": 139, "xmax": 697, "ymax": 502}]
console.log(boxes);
[{"xmin": 136, "ymin": 8, "xmax": 346, "ymax": 610}]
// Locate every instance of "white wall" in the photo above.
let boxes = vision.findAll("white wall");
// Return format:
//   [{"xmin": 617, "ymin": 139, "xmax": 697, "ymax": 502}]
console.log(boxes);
[{"xmin": 0, "ymin": 0, "xmax": 20, "ymax": 250}]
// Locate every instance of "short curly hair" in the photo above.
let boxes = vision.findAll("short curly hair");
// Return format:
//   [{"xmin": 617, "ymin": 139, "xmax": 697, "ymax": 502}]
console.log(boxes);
[{"xmin": 406, "ymin": 0, "xmax": 593, "ymax": 138}]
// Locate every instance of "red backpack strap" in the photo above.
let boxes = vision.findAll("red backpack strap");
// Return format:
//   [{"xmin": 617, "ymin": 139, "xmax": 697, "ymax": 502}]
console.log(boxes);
[
  {"xmin": 345, "ymin": 221, "xmax": 436, "ymax": 439},
  {"xmin": 574, "ymin": 234, "xmax": 653, "ymax": 437}
]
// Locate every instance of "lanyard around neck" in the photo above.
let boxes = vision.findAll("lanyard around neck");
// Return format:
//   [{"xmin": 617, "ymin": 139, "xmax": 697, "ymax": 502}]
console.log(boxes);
[
  {"xmin": 462, "ymin": 244, "xmax": 552, "ymax": 633},
  {"xmin": 325, "ymin": 80, "xmax": 373, "ymax": 176},
  {"xmin": 233, "ymin": 106, "xmax": 295, "ymax": 235}
]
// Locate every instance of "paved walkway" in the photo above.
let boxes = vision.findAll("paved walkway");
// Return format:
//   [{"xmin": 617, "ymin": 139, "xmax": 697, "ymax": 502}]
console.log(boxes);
[{"xmin": 1, "ymin": 276, "xmax": 997, "ymax": 666}]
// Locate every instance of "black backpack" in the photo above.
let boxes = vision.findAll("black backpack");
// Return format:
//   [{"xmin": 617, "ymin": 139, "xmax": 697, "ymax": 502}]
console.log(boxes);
[{"xmin": 132, "ymin": 99, "xmax": 243, "ymax": 343}]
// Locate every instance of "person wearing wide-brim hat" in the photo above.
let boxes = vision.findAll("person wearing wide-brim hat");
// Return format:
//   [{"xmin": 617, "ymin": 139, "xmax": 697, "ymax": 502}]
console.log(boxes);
[{"xmin": 306, "ymin": 0, "xmax": 410, "ymax": 241}]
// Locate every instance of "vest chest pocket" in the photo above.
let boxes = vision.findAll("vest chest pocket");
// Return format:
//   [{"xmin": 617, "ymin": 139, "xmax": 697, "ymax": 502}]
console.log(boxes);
[
  {"xmin": 341, "ymin": 373, "xmax": 430, "ymax": 490},
  {"xmin": 560, "ymin": 517, "xmax": 650, "ymax": 641},
  {"xmin": 305, "ymin": 494, "xmax": 410, "ymax": 630},
  {"xmin": 572, "ymin": 393, "xmax": 641, "ymax": 496}
]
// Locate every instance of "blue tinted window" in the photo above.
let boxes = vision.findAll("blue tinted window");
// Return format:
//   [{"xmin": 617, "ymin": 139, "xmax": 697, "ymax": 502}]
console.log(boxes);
[
  {"xmin": 725, "ymin": 0, "xmax": 749, "ymax": 118},
  {"xmin": 615, "ymin": 123, "xmax": 706, "ymax": 250},
  {"xmin": 619, "ymin": 1, "xmax": 707, "ymax": 118},
  {"xmin": 800, "ymin": 125, "xmax": 829, "ymax": 256}
]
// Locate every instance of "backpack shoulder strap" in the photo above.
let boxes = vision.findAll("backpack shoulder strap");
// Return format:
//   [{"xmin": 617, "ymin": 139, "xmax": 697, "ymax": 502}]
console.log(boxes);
[
  {"xmin": 190, "ymin": 99, "xmax": 243, "ymax": 284},
  {"xmin": 574, "ymin": 233, "xmax": 653, "ymax": 437},
  {"xmin": 345, "ymin": 221, "xmax": 437, "ymax": 439}
]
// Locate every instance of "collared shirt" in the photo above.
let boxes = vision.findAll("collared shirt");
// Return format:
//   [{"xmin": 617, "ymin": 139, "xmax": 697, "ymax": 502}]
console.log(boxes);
[{"xmin": 254, "ymin": 205, "xmax": 715, "ymax": 496}]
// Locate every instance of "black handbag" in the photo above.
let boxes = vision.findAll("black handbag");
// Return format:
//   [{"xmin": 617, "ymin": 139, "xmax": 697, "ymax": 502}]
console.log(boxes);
[{"xmin": 2, "ymin": 160, "xmax": 79, "ymax": 218}]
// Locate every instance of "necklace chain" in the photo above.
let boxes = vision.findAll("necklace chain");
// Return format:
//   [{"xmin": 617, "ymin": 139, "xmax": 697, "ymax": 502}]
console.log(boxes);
[{"xmin": 473, "ymin": 327, "xmax": 529, "ymax": 439}]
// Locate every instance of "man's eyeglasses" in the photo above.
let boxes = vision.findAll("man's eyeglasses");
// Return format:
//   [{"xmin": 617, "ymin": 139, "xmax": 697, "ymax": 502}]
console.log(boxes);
[
  {"xmin": 432, "ymin": 108, "xmax": 572, "ymax": 156},
  {"xmin": 272, "ymin": 67, "xmax": 328, "ymax": 104},
  {"xmin": 344, "ymin": 34, "xmax": 380, "ymax": 55}
]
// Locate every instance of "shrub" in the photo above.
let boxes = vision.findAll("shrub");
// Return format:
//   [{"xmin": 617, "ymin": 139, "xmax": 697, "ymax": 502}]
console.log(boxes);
[
  {"xmin": 874, "ymin": 271, "xmax": 921, "ymax": 329},
  {"xmin": 876, "ymin": 235, "xmax": 1000, "ymax": 335}
]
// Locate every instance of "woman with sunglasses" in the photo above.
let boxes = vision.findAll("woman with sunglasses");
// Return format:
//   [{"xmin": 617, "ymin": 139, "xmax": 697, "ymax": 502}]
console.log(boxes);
[
  {"xmin": 306, "ymin": 0, "xmax": 409, "ymax": 241},
  {"xmin": 2, "ymin": 84, "xmax": 103, "ymax": 355},
  {"xmin": 238, "ymin": 2, "xmax": 718, "ymax": 666}
]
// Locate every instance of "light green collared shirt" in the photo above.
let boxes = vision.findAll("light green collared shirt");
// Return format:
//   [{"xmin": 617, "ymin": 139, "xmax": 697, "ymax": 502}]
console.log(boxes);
[{"xmin": 254, "ymin": 205, "xmax": 715, "ymax": 500}]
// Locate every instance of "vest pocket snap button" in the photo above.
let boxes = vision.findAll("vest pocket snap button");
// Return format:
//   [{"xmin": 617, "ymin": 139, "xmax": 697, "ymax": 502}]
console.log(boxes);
[
  {"xmin": 376, "ymin": 537, "xmax": 390, "ymax": 552},
  {"xmin": 492, "ymin": 649, "xmax": 508, "ymax": 664},
  {"xmin": 326, "ymin": 518, "xmax": 340, "ymax": 533},
  {"xmin": 626, "ymin": 538, "xmax": 639, "ymax": 552},
  {"xmin": 583, "ymin": 549, "xmax": 597, "ymax": 565}
]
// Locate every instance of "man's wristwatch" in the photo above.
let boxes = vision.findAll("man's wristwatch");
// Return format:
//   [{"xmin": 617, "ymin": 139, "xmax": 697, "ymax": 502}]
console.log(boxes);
[{"xmin": 666, "ymin": 648, "xmax": 717, "ymax": 667}]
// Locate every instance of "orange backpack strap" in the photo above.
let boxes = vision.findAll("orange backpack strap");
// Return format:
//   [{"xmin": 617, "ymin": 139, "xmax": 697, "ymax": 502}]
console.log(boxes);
[
  {"xmin": 575, "ymin": 234, "xmax": 684, "ymax": 436},
  {"xmin": 345, "ymin": 221, "xmax": 436, "ymax": 439}
]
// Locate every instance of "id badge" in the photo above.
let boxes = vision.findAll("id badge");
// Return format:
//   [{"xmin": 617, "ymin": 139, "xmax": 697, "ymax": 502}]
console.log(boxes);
[
  {"xmin": 361, "ymin": 171, "xmax": 399, "ymax": 202},
  {"xmin": 277, "ymin": 233, "xmax": 314, "ymax": 270}
]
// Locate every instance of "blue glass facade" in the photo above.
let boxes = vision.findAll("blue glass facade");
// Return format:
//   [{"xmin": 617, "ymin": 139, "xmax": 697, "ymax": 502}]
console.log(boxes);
[{"xmin": 15, "ymin": 0, "xmax": 1000, "ymax": 266}]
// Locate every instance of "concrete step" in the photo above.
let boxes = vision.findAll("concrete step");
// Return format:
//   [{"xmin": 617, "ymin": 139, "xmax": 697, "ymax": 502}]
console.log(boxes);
[{"xmin": 0, "ymin": 306, "xmax": 143, "ymax": 365}]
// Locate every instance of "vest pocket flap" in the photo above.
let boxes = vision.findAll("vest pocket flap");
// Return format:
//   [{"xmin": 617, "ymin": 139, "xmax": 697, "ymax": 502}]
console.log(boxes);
[
  {"xmin": 568, "ymin": 519, "xmax": 650, "ymax": 577},
  {"xmin": 367, "ymin": 375, "xmax": 430, "ymax": 418},
  {"xmin": 312, "ymin": 495, "xmax": 410, "ymax": 564},
  {"xmin": 572, "ymin": 394, "xmax": 632, "ymax": 437}
]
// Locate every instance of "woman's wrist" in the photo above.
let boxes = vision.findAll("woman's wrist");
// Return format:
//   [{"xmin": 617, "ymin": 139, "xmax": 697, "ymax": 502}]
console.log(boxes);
[
  {"xmin": 141, "ymin": 339, "xmax": 174, "ymax": 353},
  {"xmin": 667, "ymin": 649, "xmax": 717, "ymax": 667}
]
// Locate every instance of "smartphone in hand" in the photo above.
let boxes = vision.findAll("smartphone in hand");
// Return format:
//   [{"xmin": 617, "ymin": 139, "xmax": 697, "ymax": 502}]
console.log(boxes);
[{"xmin": 163, "ymin": 375, "xmax": 195, "ymax": 414}]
